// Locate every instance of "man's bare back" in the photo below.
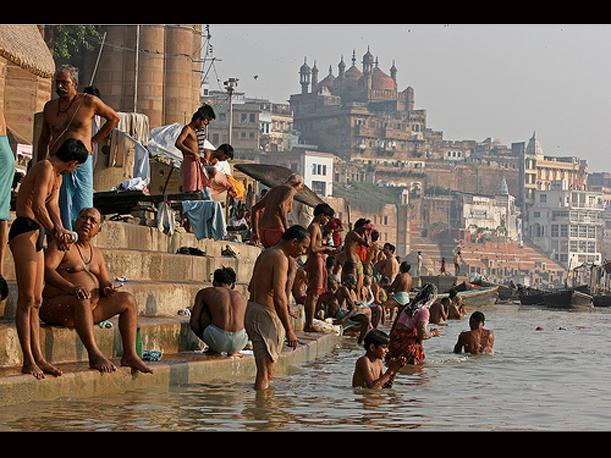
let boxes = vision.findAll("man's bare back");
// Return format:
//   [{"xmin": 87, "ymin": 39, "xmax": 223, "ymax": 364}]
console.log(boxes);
[
  {"xmin": 249, "ymin": 246, "xmax": 290, "ymax": 311},
  {"xmin": 259, "ymin": 185, "xmax": 295, "ymax": 230},
  {"xmin": 454, "ymin": 329, "xmax": 494, "ymax": 354},
  {"xmin": 195, "ymin": 286, "xmax": 246, "ymax": 332},
  {"xmin": 15, "ymin": 160, "xmax": 59, "ymax": 220},
  {"xmin": 391, "ymin": 272, "xmax": 412, "ymax": 294}
]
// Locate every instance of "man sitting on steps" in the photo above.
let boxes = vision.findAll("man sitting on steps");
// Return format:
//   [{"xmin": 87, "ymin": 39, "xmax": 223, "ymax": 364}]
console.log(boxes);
[
  {"xmin": 190, "ymin": 267, "xmax": 249, "ymax": 356},
  {"xmin": 41, "ymin": 207, "xmax": 153, "ymax": 374}
]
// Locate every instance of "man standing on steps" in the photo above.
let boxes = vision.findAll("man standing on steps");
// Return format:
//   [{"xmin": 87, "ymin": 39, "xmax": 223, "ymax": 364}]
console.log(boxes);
[
  {"xmin": 41, "ymin": 207, "xmax": 153, "ymax": 374},
  {"xmin": 37, "ymin": 65, "xmax": 120, "ymax": 230},
  {"xmin": 416, "ymin": 251, "xmax": 424, "ymax": 277},
  {"xmin": 246, "ymin": 225, "xmax": 311, "ymax": 390}
]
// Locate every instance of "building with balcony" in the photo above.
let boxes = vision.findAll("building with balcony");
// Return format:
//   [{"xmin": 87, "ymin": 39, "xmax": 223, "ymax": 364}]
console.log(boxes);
[{"xmin": 528, "ymin": 181, "xmax": 604, "ymax": 267}]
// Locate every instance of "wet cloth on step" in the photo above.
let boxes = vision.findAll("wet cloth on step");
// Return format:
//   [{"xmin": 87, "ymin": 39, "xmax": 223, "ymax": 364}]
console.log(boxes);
[
  {"xmin": 157, "ymin": 201, "xmax": 175, "ymax": 236},
  {"xmin": 245, "ymin": 300, "xmax": 285, "ymax": 363},
  {"xmin": 0, "ymin": 136, "xmax": 16, "ymax": 221},
  {"xmin": 181, "ymin": 200, "xmax": 227, "ymax": 241},
  {"xmin": 59, "ymin": 153, "xmax": 93, "ymax": 230},
  {"xmin": 202, "ymin": 324, "xmax": 249, "ymax": 354}
]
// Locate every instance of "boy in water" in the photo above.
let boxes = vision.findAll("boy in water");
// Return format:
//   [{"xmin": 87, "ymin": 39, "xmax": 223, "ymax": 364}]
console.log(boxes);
[
  {"xmin": 352, "ymin": 329, "xmax": 407, "ymax": 389},
  {"xmin": 453, "ymin": 311, "xmax": 495, "ymax": 354}
]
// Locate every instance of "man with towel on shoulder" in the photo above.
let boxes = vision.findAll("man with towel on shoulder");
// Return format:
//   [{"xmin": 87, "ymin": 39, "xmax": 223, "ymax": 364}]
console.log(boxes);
[{"xmin": 245, "ymin": 225, "xmax": 310, "ymax": 390}]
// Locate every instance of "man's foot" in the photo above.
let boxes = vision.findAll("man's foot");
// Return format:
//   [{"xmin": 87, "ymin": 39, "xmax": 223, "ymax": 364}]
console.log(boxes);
[
  {"xmin": 303, "ymin": 326, "xmax": 317, "ymax": 333},
  {"xmin": 121, "ymin": 355, "xmax": 153, "ymax": 374},
  {"xmin": 35, "ymin": 359, "xmax": 63, "ymax": 377},
  {"xmin": 227, "ymin": 352, "xmax": 244, "ymax": 358},
  {"xmin": 22, "ymin": 361, "xmax": 45, "ymax": 380},
  {"xmin": 89, "ymin": 354, "xmax": 117, "ymax": 373}
]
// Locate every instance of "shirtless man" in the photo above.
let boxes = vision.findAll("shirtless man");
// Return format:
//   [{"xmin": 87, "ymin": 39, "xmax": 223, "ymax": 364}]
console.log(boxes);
[
  {"xmin": 246, "ymin": 225, "xmax": 311, "ymax": 390},
  {"xmin": 190, "ymin": 267, "xmax": 248, "ymax": 356},
  {"xmin": 175, "ymin": 105, "xmax": 216, "ymax": 193},
  {"xmin": 333, "ymin": 274, "xmax": 372, "ymax": 345},
  {"xmin": 453, "ymin": 250, "xmax": 464, "ymax": 276},
  {"xmin": 10, "ymin": 139, "xmax": 89, "ymax": 379},
  {"xmin": 375, "ymin": 243, "xmax": 399, "ymax": 285},
  {"xmin": 37, "ymin": 65, "xmax": 119, "ymax": 230},
  {"xmin": 447, "ymin": 288, "xmax": 466, "ymax": 320},
  {"xmin": 251, "ymin": 174, "xmax": 305, "ymax": 249},
  {"xmin": 429, "ymin": 297, "xmax": 450, "ymax": 325},
  {"xmin": 304, "ymin": 203, "xmax": 336, "ymax": 332},
  {"xmin": 383, "ymin": 262, "xmax": 413, "ymax": 322},
  {"xmin": 342, "ymin": 219, "xmax": 372, "ymax": 302},
  {"xmin": 41, "ymin": 208, "xmax": 152, "ymax": 374},
  {"xmin": 316, "ymin": 277, "xmax": 340, "ymax": 319},
  {"xmin": 453, "ymin": 311, "xmax": 495, "ymax": 354},
  {"xmin": 352, "ymin": 329, "xmax": 406, "ymax": 389}
]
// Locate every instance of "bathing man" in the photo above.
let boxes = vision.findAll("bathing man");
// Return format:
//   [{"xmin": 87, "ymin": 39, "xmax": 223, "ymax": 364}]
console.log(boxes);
[
  {"xmin": 38, "ymin": 65, "xmax": 120, "ymax": 230},
  {"xmin": 246, "ymin": 225, "xmax": 311, "ymax": 390},
  {"xmin": 10, "ymin": 138, "xmax": 89, "ymax": 379},
  {"xmin": 190, "ymin": 267, "xmax": 248, "ymax": 356},
  {"xmin": 42, "ymin": 207, "xmax": 153, "ymax": 374},
  {"xmin": 453, "ymin": 311, "xmax": 495, "ymax": 354}
]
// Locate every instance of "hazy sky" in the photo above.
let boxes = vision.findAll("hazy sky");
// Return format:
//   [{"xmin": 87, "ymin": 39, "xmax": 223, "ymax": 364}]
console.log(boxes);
[{"xmin": 207, "ymin": 24, "xmax": 611, "ymax": 172}]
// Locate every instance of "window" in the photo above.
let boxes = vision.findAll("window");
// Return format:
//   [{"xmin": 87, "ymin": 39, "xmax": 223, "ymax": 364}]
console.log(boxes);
[
  {"xmin": 322, "ymin": 165, "xmax": 327, "ymax": 176},
  {"xmin": 240, "ymin": 131, "xmax": 246, "ymax": 139},
  {"xmin": 311, "ymin": 180, "xmax": 326, "ymax": 196},
  {"xmin": 570, "ymin": 225, "xmax": 578, "ymax": 237},
  {"xmin": 587, "ymin": 226, "xmax": 596, "ymax": 238},
  {"xmin": 219, "ymin": 113, "xmax": 226, "ymax": 121},
  {"xmin": 241, "ymin": 113, "xmax": 248, "ymax": 122},
  {"xmin": 249, "ymin": 113, "xmax": 256, "ymax": 123},
  {"xmin": 578, "ymin": 240, "xmax": 587, "ymax": 253},
  {"xmin": 249, "ymin": 132, "xmax": 255, "ymax": 139},
  {"xmin": 578, "ymin": 225, "xmax": 587, "ymax": 238},
  {"xmin": 570, "ymin": 240, "xmax": 578, "ymax": 252},
  {"xmin": 384, "ymin": 216, "xmax": 388, "ymax": 225},
  {"xmin": 539, "ymin": 194, "xmax": 547, "ymax": 203},
  {"xmin": 560, "ymin": 225, "xmax": 568, "ymax": 237},
  {"xmin": 551, "ymin": 225, "xmax": 559, "ymax": 237},
  {"xmin": 312, "ymin": 164, "xmax": 317, "ymax": 175},
  {"xmin": 534, "ymin": 211, "xmax": 541, "ymax": 218},
  {"xmin": 587, "ymin": 241, "xmax": 596, "ymax": 253},
  {"xmin": 317, "ymin": 165, "xmax": 323, "ymax": 175}
]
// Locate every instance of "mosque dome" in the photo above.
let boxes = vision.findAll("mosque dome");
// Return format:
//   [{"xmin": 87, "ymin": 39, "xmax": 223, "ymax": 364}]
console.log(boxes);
[{"xmin": 372, "ymin": 67, "xmax": 396, "ymax": 91}]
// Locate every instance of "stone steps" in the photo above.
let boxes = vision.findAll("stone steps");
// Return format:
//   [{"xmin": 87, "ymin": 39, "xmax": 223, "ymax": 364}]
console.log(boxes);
[
  {"xmin": 0, "ymin": 280, "xmax": 251, "ymax": 319},
  {"xmin": 0, "ymin": 304, "xmax": 305, "ymax": 369}
]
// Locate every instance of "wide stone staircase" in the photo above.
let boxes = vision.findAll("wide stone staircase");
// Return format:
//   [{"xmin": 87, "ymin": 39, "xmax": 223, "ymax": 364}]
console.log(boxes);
[{"xmin": 0, "ymin": 220, "xmax": 320, "ymax": 405}]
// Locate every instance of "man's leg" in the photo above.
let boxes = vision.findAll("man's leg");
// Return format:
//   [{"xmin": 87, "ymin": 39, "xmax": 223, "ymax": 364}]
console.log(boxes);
[
  {"xmin": 352, "ymin": 313, "xmax": 372, "ymax": 345},
  {"xmin": 41, "ymin": 294, "xmax": 116, "ymax": 372},
  {"xmin": 304, "ymin": 289, "xmax": 320, "ymax": 332},
  {"xmin": 253, "ymin": 353, "xmax": 275, "ymax": 391},
  {"xmin": 0, "ymin": 220, "xmax": 7, "ymax": 278},
  {"xmin": 92, "ymin": 291, "xmax": 152, "ymax": 373},
  {"xmin": 370, "ymin": 305, "xmax": 383, "ymax": 328},
  {"xmin": 11, "ymin": 233, "xmax": 46, "ymax": 379}
]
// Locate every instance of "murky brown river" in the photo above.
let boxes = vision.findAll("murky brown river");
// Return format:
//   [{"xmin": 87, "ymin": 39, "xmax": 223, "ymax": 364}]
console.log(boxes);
[{"xmin": 2, "ymin": 303, "xmax": 611, "ymax": 431}]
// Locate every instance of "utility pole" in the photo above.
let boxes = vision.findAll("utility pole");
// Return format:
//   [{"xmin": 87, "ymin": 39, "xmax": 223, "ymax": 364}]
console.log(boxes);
[
  {"xmin": 224, "ymin": 77, "xmax": 238, "ymax": 144},
  {"xmin": 134, "ymin": 24, "xmax": 140, "ymax": 112}
]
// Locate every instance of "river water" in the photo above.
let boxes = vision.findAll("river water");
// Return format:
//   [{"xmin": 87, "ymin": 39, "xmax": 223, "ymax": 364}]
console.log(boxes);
[{"xmin": 2, "ymin": 303, "xmax": 611, "ymax": 431}]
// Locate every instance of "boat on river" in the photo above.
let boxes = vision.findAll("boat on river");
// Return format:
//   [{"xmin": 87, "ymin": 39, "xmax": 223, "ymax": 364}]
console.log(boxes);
[
  {"xmin": 518, "ymin": 287, "xmax": 548, "ymax": 305},
  {"xmin": 457, "ymin": 286, "xmax": 499, "ymax": 307},
  {"xmin": 593, "ymin": 295, "xmax": 611, "ymax": 307},
  {"xmin": 542, "ymin": 288, "xmax": 593, "ymax": 309}
]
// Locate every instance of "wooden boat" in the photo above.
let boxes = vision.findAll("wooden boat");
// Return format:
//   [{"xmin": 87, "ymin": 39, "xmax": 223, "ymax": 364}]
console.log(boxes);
[
  {"xmin": 457, "ymin": 286, "xmax": 499, "ymax": 307},
  {"xmin": 518, "ymin": 288, "xmax": 547, "ymax": 305},
  {"xmin": 471, "ymin": 279, "xmax": 516, "ymax": 301},
  {"xmin": 543, "ymin": 289, "xmax": 593, "ymax": 309},
  {"xmin": 419, "ymin": 275, "xmax": 465, "ymax": 293},
  {"xmin": 593, "ymin": 295, "xmax": 611, "ymax": 307}
]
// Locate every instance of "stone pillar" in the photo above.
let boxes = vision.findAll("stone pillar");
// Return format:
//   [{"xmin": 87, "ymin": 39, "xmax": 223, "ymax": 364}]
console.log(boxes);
[
  {"xmin": 137, "ymin": 25, "xmax": 165, "ymax": 127},
  {"xmin": 164, "ymin": 24, "xmax": 194, "ymax": 125},
  {"xmin": 96, "ymin": 25, "xmax": 129, "ymax": 112},
  {"xmin": 192, "ymin": 24, "xmax": 202, "ymax": 113}
]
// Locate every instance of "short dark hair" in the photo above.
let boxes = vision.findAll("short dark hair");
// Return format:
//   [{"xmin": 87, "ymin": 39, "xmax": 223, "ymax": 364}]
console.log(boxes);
[
  {"xmin": 400, "ymin": 262, "xmax": 411, "ymax": 273},
  {"xmin": 197, "ymin": 104, "xmax": 216, "ymax": 120},
  {"xmin": 448, "ymin": 288, "xmax": 458, "ymax": 299},
  {"xmin": 354, "ymin": 218, "xmax": 370, "ymax": 230},
  {"xmin": 214, "ymin": 267, "xmax": 236, "ymax": 285},
  {"xmin": 364, "ymin": 329, "xmax": 390, "ymax": 349},
  {"xmin": 314, "ymin": 203, "xmax": 335, "ymax": 218},
  {"xmin": 282, "ymin": 225, "xmax": 309, "ymax": 242},
  {"xmin": 384, "ymin": 243, "xmax": 396, "ymax": 253},
  {"xmin": 371, "ymin": 230, "xmax": 380, "ymax": 242},
  {"xmin": 54, "ymin": 138, "xmax": 89, "ymax": 164},
  {"xmin": 470, "ymin": 311, "xmax": 485, "ymax": 324},
  {"xmin": 216, "ymin": 144, "xmax": 234, "ymax": 160},
  {"xmin": 83, "ymin": 85, "xmax": 101, "ymax": 98}
]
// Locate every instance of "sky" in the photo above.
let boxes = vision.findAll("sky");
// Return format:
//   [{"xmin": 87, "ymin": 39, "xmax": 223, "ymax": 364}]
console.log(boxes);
[{"xmin": 206, "ymin": 24, "xmax": 611, "ymax": 172}]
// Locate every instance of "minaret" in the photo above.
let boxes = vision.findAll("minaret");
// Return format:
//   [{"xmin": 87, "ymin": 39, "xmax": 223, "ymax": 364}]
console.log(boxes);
[
  {"xmin": 390, "ymin": 59, "xmax": 397, "ymax": 83},
  {"xmin": 351, "ymin": 49, "xmax": 357, "ymax": 67},
  {"xmin": 299, "ymin": 57, "xmax": 311, "ymax": 94},
  {"xmin": 362, "ymin": 46, "xmax": 374, "ymax": 92},
  {"xmin": 311, "ymin": 59, "xmax": 319, "ymax": 93},
  {"xmin": 338, "ymin": 55, "xmax": 345, "ymax": 77}
]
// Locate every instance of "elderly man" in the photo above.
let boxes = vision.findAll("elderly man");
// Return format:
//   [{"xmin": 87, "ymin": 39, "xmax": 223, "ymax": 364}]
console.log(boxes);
[
  {"xmin": 41, "ymin": 208, "xmax": 153, "ymax": 374},
  {"xmin": 38, "ymin": 65, "xmax": 120, "ymax": 230},
  {"xmin": 250, "ymin": 174, "xmax": 305, "ymax": 249}
]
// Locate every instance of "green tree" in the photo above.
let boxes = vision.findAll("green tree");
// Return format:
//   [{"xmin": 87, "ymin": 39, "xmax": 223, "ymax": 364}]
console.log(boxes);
[{"xmin": 46, "ymin": 25, "xmax": 102, "ymax": 62}]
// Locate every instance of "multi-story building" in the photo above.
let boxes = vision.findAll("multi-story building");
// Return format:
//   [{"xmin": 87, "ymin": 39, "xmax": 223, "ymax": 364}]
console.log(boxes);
[
  {"xmin": 269, "ymin": 103, "xmax": 299, "ymax": 152},
  {"xmin": 528, "ymin": 181, "xmax": 604, "ymax": 267},
  {"xmin": 271, "ymin": 147, "xmax": 336, "ymax": 198}
]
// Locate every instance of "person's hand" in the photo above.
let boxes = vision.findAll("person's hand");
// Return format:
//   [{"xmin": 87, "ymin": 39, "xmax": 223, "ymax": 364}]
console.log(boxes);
[
  {"xmin": 54, "ymin": 229, "xmax": 74, "ymax": 251},
  {"xmin": 431, "ymin": 328, "xmax": 441, "ymax": 337},
  {"xmin": 286, "ymin": 330, "xmax": 298, "ymax": 350},
  {"xmin": 388, "ymin": 356, "xmax": 407, "ymax": 373},
  {"xmin": 251, "ymin": 232, "xmax": 260, "ymax": 245},
  {"xmin": 69, "ymin": 286, "xmax": 90, "ymax": 300},
  {"xmin": 102, "ymin": 284, "xmax": 117, "ymax": 297}
]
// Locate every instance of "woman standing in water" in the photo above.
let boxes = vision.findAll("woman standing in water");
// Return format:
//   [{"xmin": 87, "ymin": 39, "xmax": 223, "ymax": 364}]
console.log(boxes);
[{"xmin": 384, "ymin": 283, "xmax": 440, "ymax": 387}]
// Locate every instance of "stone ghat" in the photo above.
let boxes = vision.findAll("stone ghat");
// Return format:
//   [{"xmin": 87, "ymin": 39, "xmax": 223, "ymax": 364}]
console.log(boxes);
[{"xmin": 0, "ymin": 331, "xmax": 340, "ymax": 407}]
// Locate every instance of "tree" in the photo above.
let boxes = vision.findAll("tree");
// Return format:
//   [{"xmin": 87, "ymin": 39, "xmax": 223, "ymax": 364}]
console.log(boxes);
[{"xmin": 44, "ymin": 25, "xmax": 102, "ymax": 62}]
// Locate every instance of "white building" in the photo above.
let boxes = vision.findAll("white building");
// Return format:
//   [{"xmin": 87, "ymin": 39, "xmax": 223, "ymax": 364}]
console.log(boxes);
[
  {"xmin": 273, "ymin": 147, "xmax": 336, "ymax": 197},
  {"xmin": 528, "ymin": 181, "xmax": 604, "ymax": 267}
]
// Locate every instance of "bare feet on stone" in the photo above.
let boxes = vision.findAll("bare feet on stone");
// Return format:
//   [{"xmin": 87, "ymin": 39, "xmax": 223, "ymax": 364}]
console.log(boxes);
[
  {"xmin": 121, "ymin": 355, "xmax": 153, "ymax": 374},
  {"xmin": 35, "ymin": 358, "xmax": 63, "ymax": 377},
  {"xmin": 22, "ymin": 361, "xmax": 45, "ymax": 380},
  {"xmin": 89, "ymin": 354, "xmax": 117, "ymax": 373},
  {"xmin": 303, "ymin": 326, "xmax": 318, "ymax": 333}
]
